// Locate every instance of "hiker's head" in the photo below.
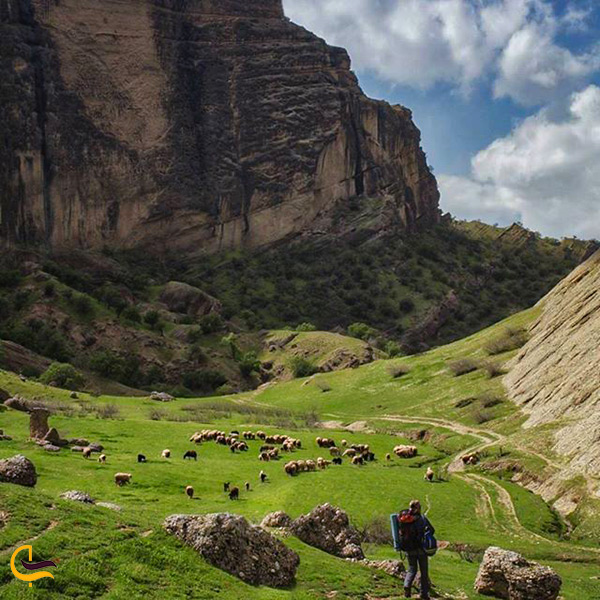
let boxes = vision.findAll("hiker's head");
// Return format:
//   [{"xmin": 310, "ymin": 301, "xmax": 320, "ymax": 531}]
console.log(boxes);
[{"xmin": 409, "ymin": 499, "xmax": 421, "ymax": 515}]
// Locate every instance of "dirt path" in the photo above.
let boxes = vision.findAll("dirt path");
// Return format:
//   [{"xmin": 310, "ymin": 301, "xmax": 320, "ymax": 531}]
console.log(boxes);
[{"xmin": 1, "ymin": 520, "xmax": 59, "ymax": 556}]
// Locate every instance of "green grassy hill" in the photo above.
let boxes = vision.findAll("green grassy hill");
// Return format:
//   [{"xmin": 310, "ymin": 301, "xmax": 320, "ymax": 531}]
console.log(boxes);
[{"xmin": 0, "ymin": 307, "xmax": 599, "ymax": 599}]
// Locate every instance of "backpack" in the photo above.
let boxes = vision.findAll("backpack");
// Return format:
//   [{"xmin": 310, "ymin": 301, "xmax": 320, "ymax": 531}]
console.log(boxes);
[
  {"xmin": 423, "ymin": 527, "xmax": 438, "ymax": 556},
  {"xmin": 391, "ymin": 510, "xmax": 419, "ymax": 552}
]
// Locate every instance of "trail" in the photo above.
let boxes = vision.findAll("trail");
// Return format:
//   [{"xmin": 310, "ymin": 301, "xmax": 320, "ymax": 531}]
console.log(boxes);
[{"xmin": 0, "ymin": 520, "xmax": 59, "ymax": 557}]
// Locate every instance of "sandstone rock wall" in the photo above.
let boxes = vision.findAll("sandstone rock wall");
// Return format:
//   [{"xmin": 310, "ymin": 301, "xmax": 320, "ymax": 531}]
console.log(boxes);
[
  {"xmin": 0, "ymin": 0, "xmax": 439, "ymax": 255},
  {"xmin": 505, "ymin": 250, "xmax": 600, "ymax": 476}
]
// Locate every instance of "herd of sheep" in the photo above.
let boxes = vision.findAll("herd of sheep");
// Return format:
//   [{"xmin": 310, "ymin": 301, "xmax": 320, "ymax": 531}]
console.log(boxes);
[{"xmin": 76, "ymin": 427, "xmax": 438, "ymax": 499}]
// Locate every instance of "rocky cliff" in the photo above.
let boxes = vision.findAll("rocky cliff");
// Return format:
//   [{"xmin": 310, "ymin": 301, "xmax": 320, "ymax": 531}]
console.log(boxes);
[
  {"xmin": 0, "ymin": 0, "xmax": 439, "ymax": 254},
  {"xmin": 506, "ymin": 250, "xmax": 600, "ymax": 478}
]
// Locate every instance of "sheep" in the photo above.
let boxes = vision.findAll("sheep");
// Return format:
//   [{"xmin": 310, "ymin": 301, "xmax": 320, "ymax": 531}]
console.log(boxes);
[
  {"xmin": 461, "ymin": 453, "xmax": 479, "ymax": 465},
  {"xmin": 341, "ymin": 439, "xmax": 348, "ymax": 447},
  {"xmin": 316, "ymin": 437, "xmax": 336, "ymax": 448},
  {"xmin": 114, "ymin": 472, "xmax": 132, "ymax": 486},
  {"xmin": 329, "ymin": 447, "xmax": 341, "ymax": 457},
  {"xmin": 364, "ymin": 451, "xmax": 375, "ymax": 462},
  {"xmin": 386, "ymin": 453, "xmax": 391, "ymax": 461},
  {"xmin": 256, "ymin": 431, "xmax": 266, "ymax": 440},
  {"xmin": 185, "ymin": 485, "xmax": 194, "ymax": 499},
  {"xmin": 162, "ymin": 449, "xmax": 171, "ymax": 459},
  {"xmin": 82, "ymin": 447, "xmax": 93, "ymax": 459},
  {"xmin": 245, "ymin": 482, "xmax": 251, "ymax": 491},
  {"xmin": 98, "ymin": 454, "xmax": 106, "ymax": 463},
  {"xmin": 306, "ymin": 459, "xmax": 317, "ymax": 472},
  {"xmin": 260, "ymin": 444, "xmax": 275, "ymax": 453},
  {"xmin": 224, "ymin": 482, "xmax": 230, "ymax": 492},
  {"xmin": 259, "ymin": 452, "xmax": 270, "ymax": 462},
  {"xmin": 332, "ymin": 457, "xmax": 342, "ymax": 465},
  {"xmin": 317, "ymin": 458, "xmax": 331, "ymax": 469},
  {"xmin": 183, "ymin": 450, "xmax": 197, "ymax": 461},
  {"xmin": 393, "ymin": 445, "xmax": 418, "ymax": 459},
  {"xmin": 284, "ymin": 461, "xmax": 298, "ymax": 476},
  {"xmin": 296, "ymin": 460, "xmax": 307, "ymax": 472},
  {"xmin": 260, "ymin": 470, "xmax": 268, "ymax": 483},
  {"xmin": 229, "ymin": 486, "xmax": 239, "ymax": 500},
  {"xmin": 351, "ymin": 455, "xmax": 364, "ymax": 466},
  {"xmin": 267, "ymin": 448, "xmax": 279, "ymax": 460},
  {"xmin": 342, "ymin": 448, "xmax": 357, "ymax": 458},
  {"xmin": 137, "ymin": 454, "xmax": 147, "ymax": 463},
  {"xmin": 425, "ymin": 467, "xmax": 435, "ymax": 482}
]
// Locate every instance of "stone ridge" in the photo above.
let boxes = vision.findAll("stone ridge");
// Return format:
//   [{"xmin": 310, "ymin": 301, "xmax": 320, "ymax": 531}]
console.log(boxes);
[{"xmin": 0, "ymin": 0, "xmax": 439, "ymax": 254}]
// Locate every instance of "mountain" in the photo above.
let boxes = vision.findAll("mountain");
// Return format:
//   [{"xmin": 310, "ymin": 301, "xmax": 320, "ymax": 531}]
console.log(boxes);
[
  {"xmin": 506, "ymin": 250, "xmax": 600, "ymax": 482},
  {"xmin": 0, "ymin": 0, "xmax": 438, "ymax": 254}
]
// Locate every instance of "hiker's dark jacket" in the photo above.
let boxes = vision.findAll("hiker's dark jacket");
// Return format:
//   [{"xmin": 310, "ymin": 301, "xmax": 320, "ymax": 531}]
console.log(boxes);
[{"xmin": 405, "ymin": 515, "xmax": 435, "ymax": 552}]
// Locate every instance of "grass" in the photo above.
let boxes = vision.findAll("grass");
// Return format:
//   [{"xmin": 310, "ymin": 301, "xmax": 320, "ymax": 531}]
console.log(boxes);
[{"xmin": 0, "ymin": 306, "xmax": 599, "ymax": 598}]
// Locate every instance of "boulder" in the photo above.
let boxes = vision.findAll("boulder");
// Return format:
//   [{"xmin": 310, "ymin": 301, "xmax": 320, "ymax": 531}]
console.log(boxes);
[
  {"xmin": 261, "ymin": 511, "xmax": 293, "ymax": 529},
  {"xmin": 71, "ymin": 446, "xmax": 86, "ymax": 453},
  {"xmin": 0, "ymin": 388, "xmax": 10, "ymax": 403},
  {"xmin": 160, "ymin": 282, "xmax": 222, "ymax": 317},
  {"xmin": 88, "ymin": 443, "xmax": 104, "ymax": 453},
  {"xmin": 43, "ymin": 427, "xmax": 68, "ymax": 446},
  {"xmin": 68, "ymin": 438, "xmax": 90, "ymax": 447},
  {"xmin": 60, "ymin": 490, "xmax": 95, "ymax": 504},
  {"xmin": 363, "ymin": 559, "xmax": 406, "ymax": 579},
  {"xmin": 474, "ymin": 547, "xmax": 562, "ymax": 600},
  {"xmin": 150, "ymin": 391, "xmax": 175, "ymax": 403},
  {"xmin": 97, "ymin": 502, "xmax": 122, "ymax": 512},
  {"xmin": 29, "ymin": 408, "xmax": 51, "ymax": 439},
  {"xmin": 5, "ymin": 395, "xmax": 40, "ymax": 413},
  {"xmin": 0, "ymin": 455, "xmax": 37, "ymax": 487},
  {"xmin": 290, "ymin": 503, "xmax": 364, "ymax": 560},
  {"xmin": 164, "ymin": 513, "xmax": 299, "ymax": 587},
  {"xmin": 43, "ymin": 444, "xmax": 61, "ymax": 452}
]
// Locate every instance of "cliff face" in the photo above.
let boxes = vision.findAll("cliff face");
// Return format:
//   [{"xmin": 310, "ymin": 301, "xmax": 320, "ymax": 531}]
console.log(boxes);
[
  {"xmin": 0, "ymin": 0, "xmax": 439, "ymax": 254},
  {"xmin": 506, "ymin": 250, "xmax": 600, "ymax": 477}
]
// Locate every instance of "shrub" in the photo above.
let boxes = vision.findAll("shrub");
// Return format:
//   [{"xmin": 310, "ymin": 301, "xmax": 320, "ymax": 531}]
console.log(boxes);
[
  {"xmin": 315, "ymin": 379, "xmax": 332, "ymax": 392},
  {"xmin": 448, "ymin": 358, "xmax": 479, "ymax": 376},
  {"xmin": 359, "ymin": 516, "xmax": 394, "ymax": 545},
  {"xmin": 39, "ymin": 362, "xmax": 85, "ymax": 390},
  {"xmin": 472, "ymin": 407, "xmax": 492, "ymax": 424},
  {"xmin": 94, "ymin": 404, "xmax": 120, "ymax": 419},
  {"xmin": 238, "ymin": 351, "xmax": 261, "ymax": 378},
  {"xmin": 149, "ymin": 408, "xmax": 167, "ymax": 421},
  {"xmin": 479, "ymin": 392, "xmax": 504, "ymax": 408},
  {"xmin": 482, "ymin": 361, "xmax": 505, "ymax": 379},
  {"xmin": 385, "ymin": 340, "xmax": 402, "ymax": 358},
  {"xmin": 347, "ymin": 322, "xmax": 376, "ymax": 341},
  {"xmin": 198, "ymin": 313, "xmax": 223, "ymax": 334},
  {"xmin": 186, "ymin": 344, "xmax": 208, "ymax": 364},
  {"xmin": 121, "ymin": 305, "xmax": 142, "ymax": 323},
  {"xmin": 144, "ymin": 310, "xmax": 161, "ymax": 328},
  {"xmin": 43, "ymin": 281, "xmax": 56, "ymax": 297},
  {"xmin": 71, "ymin": 293, "xmax": 95, "ymax": 317},
  {"xmin": 89, "ymin": 350, "xmax": 126, "ymax": 381},
  {"xmin": 289, "ymin": 356, "xmax": 319, "ymax": 378},
  {"xmin": 387, "ymin": 363, "xmax": 411, "ymax": 379},
  {"xmin": 99, "ymin": 285, "xmax": 127, "ymax": 314},
  {"xmin": 455, "ymin": 397, "xmax": 475, "ymax": 409},
  {"xmin": 0, "ymin": 269, "xmax": 21, "ymax": 288},
  {"xmin": 182, "ymin": 369, "xmax": 227, "ymax": 393},
  {"xmin": 296, "ymin": 322, "xmax": 317, "ymax": 332},
  {"xmin": 399, "ymin": 298, "xmax": 415, "ymax": 313},
  {"xmin": 485, "ymin": 327, "xmax": 528, "ymax": 355}
]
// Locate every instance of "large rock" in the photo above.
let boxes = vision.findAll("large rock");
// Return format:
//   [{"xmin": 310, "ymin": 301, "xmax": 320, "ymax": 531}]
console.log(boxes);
[
  {"xmin": 474, "ymin": 547, "xmax": 562, "ymax": 600},
  {"xmin": 290, "ymin": 503, "xmax": 364, "ymax": 559},
  {"xmin": 160, "ymin": 282, "xmax": 221, "ymax": 318},
  {"xmin": 261, "ymin": 511, "xmax": 293, "ymax": 529},
  {"xmin": 60, "ymin": 490, "xmax": 95, "ymax": 504},
  {"xmin": 43, "ymin": 427, "xmax": 68, "ymax": 447},
  {"xmin": 164, "ymin": 513, "xmax": 299, "ymax": 587},
  {"xmin": 30, "ymin": 408, "xmax": 51, "ymax": 440},
  {"xmin": 150, "ymin": 391, "xmax": 175, "ymax": 403},
  {"xmin": 0, "ymin": 455, "xmax": 37, "ymax": 487},
  {"xmin": 0, "ymin": 0, "xmax": 438, "ymax": 255},
  {"xmin": 0, "ymin": 389, "xmax": 10, "ymax": 403}
]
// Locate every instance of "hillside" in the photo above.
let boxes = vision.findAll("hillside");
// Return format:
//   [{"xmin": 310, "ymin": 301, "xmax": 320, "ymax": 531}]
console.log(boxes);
[
  {"xmin": 0, "ymin": 300, "xmax": 599, "ymax": 598},
  {"xmin": 0, "ymin": 0, "xmax": 437, "ymax": 253}
]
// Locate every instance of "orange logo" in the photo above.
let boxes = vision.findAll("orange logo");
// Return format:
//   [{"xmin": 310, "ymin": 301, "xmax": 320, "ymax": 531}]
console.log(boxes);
[{"xmin": 10, "ymin": 545, "xmax": 56, "ymax": 587}]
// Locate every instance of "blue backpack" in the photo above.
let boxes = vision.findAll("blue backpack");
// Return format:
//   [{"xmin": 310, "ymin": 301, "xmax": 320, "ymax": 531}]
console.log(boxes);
[{"xmin": 423, "ymin": 527, "xmax": 438, "ymax": 556}]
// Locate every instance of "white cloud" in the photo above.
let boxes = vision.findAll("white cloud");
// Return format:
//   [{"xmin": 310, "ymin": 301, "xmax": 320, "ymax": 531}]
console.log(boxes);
[
  {"xmin": 439, "ymin": 85, "xmax": 600, "ymax": 238},
  {"xmin": 283, "ymin": 0, "xmax": 600, "ymax": 105}
]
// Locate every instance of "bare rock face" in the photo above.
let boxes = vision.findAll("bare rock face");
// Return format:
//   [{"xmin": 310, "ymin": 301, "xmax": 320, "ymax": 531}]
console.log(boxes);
[
  {"xmin": 0, "ymin": 389, "xmax": 10, "ymax": 403},
  {"xmin": 160, "ymin": 282, "xmax": 221, "ymax": 318},
  {"xmin": 261, "ymin": 511, "xmax": 293, "ymax": 529},
  {"xmin": 0, "ymin": 455, "xmax": 37, "ymax": 487},
  {"xmin": 60, "ymin": 490, "xmax": 95, "ymax": 504},
  {"xmin": 505, "ymin": 251, "xmax": 600, "ymax": 477},
  {"xmin": 164, "ymin": 513, "xmax": 299, "ymax": 588},
  {"xmin": 0, "ymin": 0, "xmax": 438, "ymax": 255},
  {"xmin": 475, "ymin": 547, "xmax": 561, "ymax": 600},
  {"xmin": 290, "ymin": 503, "xmax": 364, "ymax": 559}
]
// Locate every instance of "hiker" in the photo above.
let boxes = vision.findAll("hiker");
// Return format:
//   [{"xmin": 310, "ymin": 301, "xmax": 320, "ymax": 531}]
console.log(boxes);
[{"xmin": 394, "ymin": 499, "xmax": 436, "ymax": 599}]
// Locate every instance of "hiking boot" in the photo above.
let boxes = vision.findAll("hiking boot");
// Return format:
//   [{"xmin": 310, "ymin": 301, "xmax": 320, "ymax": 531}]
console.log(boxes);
[{"xmin": 404, "ymin": 589, "xmax": 412, "ymax": 598}]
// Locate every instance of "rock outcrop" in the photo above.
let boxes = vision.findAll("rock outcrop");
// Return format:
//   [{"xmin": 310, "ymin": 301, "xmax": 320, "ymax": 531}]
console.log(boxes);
[
  {"xmin": 0, "ymin": 455, "xmax": 37, "ymax": 487},
  {"xmin": 159, "ymin": 282, "xmax": 221, "ymax": 318},
  {"xmin": 505, "ymin": 251, "xmax": 600, "ymax": 477},
  {"xmin": 290, "ymin": 503, "xmax": 364, "ymax": 559},
  {"xmin": 0, "ymin": 0, "xmax": 438, "ymax": 255},
  {"xmin": 261, "ymin": 511, "xmax": 293, "ymax": 529},
  {"xmin": 164, "ymin": 513, "xmax": 299, "ymax": 587},
  {"xmin": 474, "ymin": 547, "xmax": 561, "ymax": 600}
]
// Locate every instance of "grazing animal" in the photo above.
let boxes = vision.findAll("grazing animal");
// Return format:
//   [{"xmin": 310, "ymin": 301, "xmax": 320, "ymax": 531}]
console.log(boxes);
[
  {"xmin": 82, "ymin": 447, "xmax": 92, "ymax": 459},
  {"xmin": 260, "ymin": 470, "xmax": 267, "ymax": 483},
  {"xmin": 229, "ymin": 486, "xmax": 239, "ymax": 500},
  {"xmin": 461, "ymin": 453, "xmax": 479, "ymax": 465},
  {"xmin": 224, "ymin": 482, "xmax": 230, "ymax": 492},
  {"xmin": 393, "ymin": 445, "xmax": 418, "ymax": 459},
  {"xmin": 329, "ymin": 447, "xmax": 341, "ymax": 457},
  {"xmin": 342, "ymin": 448, "xmax": 357, "ymax": 458},
  {"xmin": 137, "ymin": 454, "xmax": 147, "ymax": 463},
  {"xmin": 245, "ymin": 482, "xmax": 251, "ymax": 491},
  {"xmin": 162, "ymin": 449, "xmax": 171, "ymax": 459},
  {"xmin": 332, "ymin": 457, "xmax": 342, "ymax": 465},
  {"xmin": 185, "ymin": 485, "xmax": 194, "ymax": 499},
  {"xmin": 425, "ymin": 467, "xmax": 435, "ymax": 482},
  {"xmin": 386, "ymin": 453, "xmax": 391, "ymax": 461},
  {"xmin": 183, "ymin": 450, "xmax": 198, "ymax": 461},
  {"xmin": 98, "ymin": 454, "xmax": 106, "ymax": 463},
  {"xmin": 259, "ymin": 452, "xmax": 270, "ymax": 462},
  {"xmin": 284, "ymin": 461, "xmax": 298, "ymax": 476},
  {"xmin": 114, "ymin": 472, "xmax": 132, "ymax": 486},
  {"xmin": 351, "ymin": 455, "xmax": 364, "ymax": 466},
  {"xmin": 341, "ymin": 439, "xmax": 347, "ymax": 447}
]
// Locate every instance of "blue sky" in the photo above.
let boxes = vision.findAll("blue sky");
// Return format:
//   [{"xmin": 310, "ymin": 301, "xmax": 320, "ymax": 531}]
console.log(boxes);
[{"xmin": 283, "ymin": 0, "xmax": 600, "ymax": 239}]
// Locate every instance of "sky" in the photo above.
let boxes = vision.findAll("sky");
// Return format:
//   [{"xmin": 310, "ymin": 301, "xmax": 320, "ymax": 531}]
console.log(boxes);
[{"xmin": 282, "ymin": 0, "xmax": 600, "ymax": 239}]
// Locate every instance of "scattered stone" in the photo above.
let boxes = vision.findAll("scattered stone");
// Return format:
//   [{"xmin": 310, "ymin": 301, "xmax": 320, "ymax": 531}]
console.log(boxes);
[
  {"xmin": 60, "ymin": 490, "xmax": 95, "ymax": 504},
  {"xmin": 88, "ymin": 443, "xmax": 104, "ymax": 453},
  {"xmin": 0, "ymin": 429, "xmax": 12, "ymax": 441},
  {"xmin": 43, "ymin": 427, "xmax": 68, "ymax": 446},
  {"xmin": 43, "ymin": 444, "xmax": 61, "ymax": 452},
  {"xmin": 97, "ymin": 502, "xmax": 122, "ymax": 512},
  {"xmin": 363, "ymin": 559, "xmax": 406, "ymax": 579},
  {"xmin": 290, "ymin": 503, "xmax": 364, "ymax": 560},
  {"xmin": 164, "ymin": 513, "xmax": 299, "ymax": 587},
  {"xmin": 150, "ymin": 391, "xmax": 175, "ymax": 402},
  {"xmin": 0, "ymin": 455, "xmax": 37, "ymax": 487},
  {"xmin": 68, "ymin": 438, "xmax": 90, "ymax": 447},
  {"xmin": 474, "ymin": 547, "xmax": 562, "ymax": 600},
  {"xmin": 261, "ymin": 511, "xmax": 293, "ymax": 529},
  {"xmin": 71, "ymin": 446, "xmax": 86, "ymax": 453}
]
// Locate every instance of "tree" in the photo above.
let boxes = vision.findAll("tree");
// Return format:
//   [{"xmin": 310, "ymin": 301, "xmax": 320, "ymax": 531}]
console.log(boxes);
[
  {"xmin": 238, "ymin": 351, "xmax": 261, "ymax": 378},
  {"xmin": 39, "ymin": 362, "xmax": 85, "ymax": 390}
]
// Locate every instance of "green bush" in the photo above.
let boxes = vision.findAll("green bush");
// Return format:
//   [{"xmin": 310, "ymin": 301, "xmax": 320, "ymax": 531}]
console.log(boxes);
[
  {"xmin": 385, "ymin": 340, "xmax": 402, "ymax": 357},
  {"xmin": 289, "ymin": 356, "xmax": 319, "ymax": 378},
  {"xmin": 238, "ymin": 351, "xmax": 261, "ymax": 378},
  {"xmin": 144, "ymin": 310, "xmax": 161, "ymax": 328},
  {"xmin": 296, "ymin": 322, "xmax": 317, "ymax": 332},
  {"xmin": 70, "ymin": 293, "xmax": 95, "ymax": 317},
  {"xmin": 198, "ymin": 313, "xmax": 223, "ymax": 334},
  {"xmin": 182, "ymin": 369, "xmax": 227, "ymax": 393},
  {"xmin": 121, "ymin": 305, "xmax": 142, "ymax": 323},
  {"xmin": 89, "ymin": 350, "xmax": 126, "ymax": 381},
  {"xmin": 347, "ymin": 322, "xmax": 376, "ymax": 341},
  {"xmin": 39, "ymin": 362, "xmax": 85, "ymax": 390}
]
